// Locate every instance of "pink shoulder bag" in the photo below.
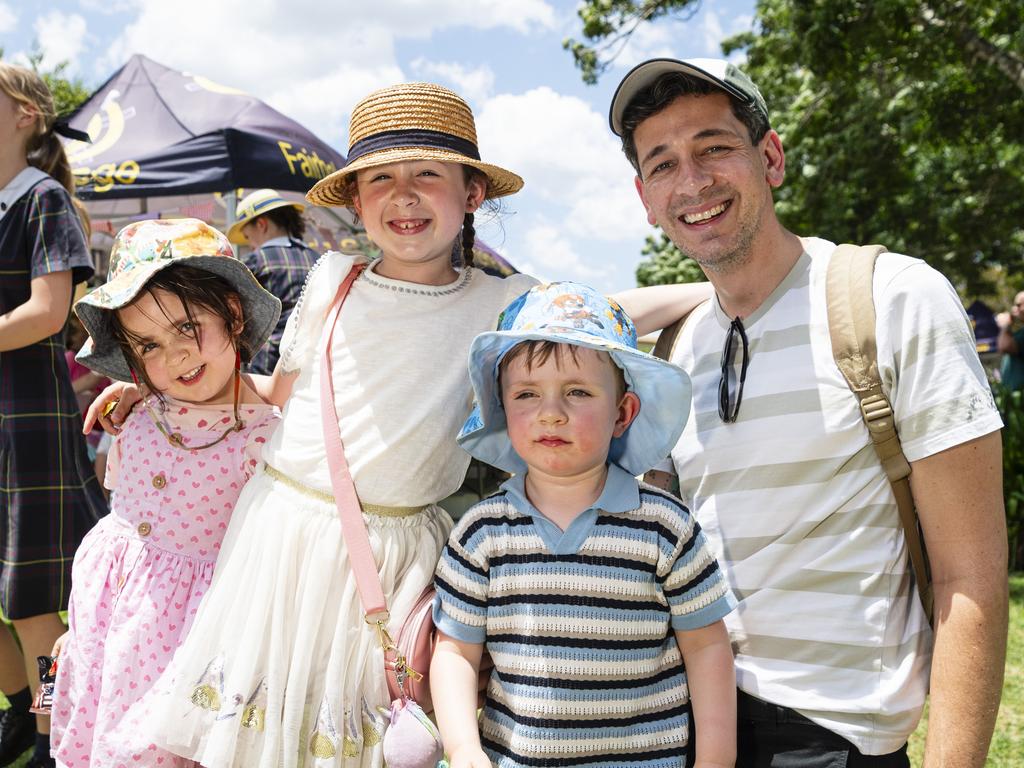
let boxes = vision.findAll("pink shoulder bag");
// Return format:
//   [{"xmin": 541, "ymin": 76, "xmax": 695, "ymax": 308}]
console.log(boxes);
[
  {"xmin": 319, "ymin": 264, "xmax": 444, "ymax": 768},
  {"xmin": 318, "ymin": 262, "xmax": 437, "ymax": 708}
]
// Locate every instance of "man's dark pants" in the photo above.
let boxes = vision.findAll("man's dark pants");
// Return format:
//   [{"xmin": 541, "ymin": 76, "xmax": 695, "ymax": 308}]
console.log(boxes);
[{"xmin": 732, "ymin": 690, "xmax": 910, "ymax": 767}]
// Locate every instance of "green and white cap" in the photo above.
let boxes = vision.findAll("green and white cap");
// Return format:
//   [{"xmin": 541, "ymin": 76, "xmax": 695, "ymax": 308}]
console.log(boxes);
[{"xmin": 609, "ymin": 57, "xmax": 768, "ymax": 136}]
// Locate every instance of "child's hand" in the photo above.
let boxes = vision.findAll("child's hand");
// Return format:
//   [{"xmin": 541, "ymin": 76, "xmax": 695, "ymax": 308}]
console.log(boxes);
[
  {"xmin": 448, "ymin": 745, "xmax": 492, "ymax": 768},
  {"xmin": 84, "ymin": 381, "xmax": 140, "ymax": 434},
  {"xmin": 51, "ymin": 631, "xmax": 69, "ymax": 657}
]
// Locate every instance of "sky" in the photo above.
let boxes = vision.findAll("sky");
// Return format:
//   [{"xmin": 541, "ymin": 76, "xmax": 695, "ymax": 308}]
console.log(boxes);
[{"xmin": 0, "ymin": 0, "xmax": 754, "ymax": 294}]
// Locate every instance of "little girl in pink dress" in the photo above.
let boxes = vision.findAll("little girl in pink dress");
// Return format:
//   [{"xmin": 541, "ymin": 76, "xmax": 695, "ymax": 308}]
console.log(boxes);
[{"xmin": 49, "ymin": 218, "xmax": 282, "ymax": 767}]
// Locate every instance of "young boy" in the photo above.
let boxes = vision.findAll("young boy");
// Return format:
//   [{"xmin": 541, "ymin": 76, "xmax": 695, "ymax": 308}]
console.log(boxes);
[{"xmin": 431, "ymin": 282, "xmax": 738, "ymax": 768}]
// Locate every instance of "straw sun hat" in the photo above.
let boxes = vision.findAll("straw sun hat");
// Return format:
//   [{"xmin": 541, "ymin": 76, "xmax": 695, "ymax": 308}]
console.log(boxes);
[
  {"xmin": 306, "ymin": 82, "xmax": 523, "ymax": 207},
  {"xmin": 226, "ymin": 188, "xmax": 305, "ymax": 245}
]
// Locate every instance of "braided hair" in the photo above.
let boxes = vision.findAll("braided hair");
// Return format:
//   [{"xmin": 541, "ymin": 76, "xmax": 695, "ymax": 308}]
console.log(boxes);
[
  {"xmin": 458, "ymin": 166, "xmax": 490, "ymax": 268},
  {"xmin": 461, "ymin": 211, "xmax": 476, "ymax": 268}
]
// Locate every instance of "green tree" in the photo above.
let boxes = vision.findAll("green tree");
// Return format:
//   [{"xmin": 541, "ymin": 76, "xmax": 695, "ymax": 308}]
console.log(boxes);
[
  {"xmin": 564, "ymin": 0, "xmax": 703, "ymax": 85},
  {"xmin": 568, "ymin": 1, "xmax": 1024, "ymax": 294},
  {"xmin": 635, "ymin": 233, "xmax": 704, "ymax": 286}
]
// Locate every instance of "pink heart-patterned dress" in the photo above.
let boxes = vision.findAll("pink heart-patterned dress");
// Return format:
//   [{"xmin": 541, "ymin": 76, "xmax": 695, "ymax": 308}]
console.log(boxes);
[{"xmin": 50, "ymin": 397, "xmax": 279, "ymax": 768}]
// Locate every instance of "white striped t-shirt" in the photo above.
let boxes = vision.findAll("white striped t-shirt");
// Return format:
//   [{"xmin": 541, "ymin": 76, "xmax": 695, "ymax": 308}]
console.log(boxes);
[{"xmin": 666, "ymin": 237, "xmax": 1002, "ymax": 754}]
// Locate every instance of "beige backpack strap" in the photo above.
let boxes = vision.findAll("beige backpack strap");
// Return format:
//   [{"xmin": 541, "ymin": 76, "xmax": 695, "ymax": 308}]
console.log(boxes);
[
  {"xmin": 643, "ymin": 299, "xmax": 710, "ymax": 494},
  {"xmin": 652, "ymin": 298, "xmax": 710, "ymax": 362},
  {"xmin": 827, "ymin": 244, "xmax": 934, "ymax": 625}
]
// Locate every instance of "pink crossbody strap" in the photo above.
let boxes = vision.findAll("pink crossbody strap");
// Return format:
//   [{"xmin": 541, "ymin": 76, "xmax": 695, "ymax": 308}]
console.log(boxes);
[{"xmin": 318, "ymin": 263, "xmax": 389, "ymax": 619}]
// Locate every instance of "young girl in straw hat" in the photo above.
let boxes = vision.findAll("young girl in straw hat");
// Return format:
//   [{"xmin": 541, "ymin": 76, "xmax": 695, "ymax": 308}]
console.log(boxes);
[
  {"xmin": 92, "ymin": 82, "xmax": 709, "ymax": 767},
  {"xmin": 50, "ymin": 218, "xmax": 282, "ymax": 768},
  {"xmin": 0, "ymin": 62, "xmax": 107, "ymax": 768}
]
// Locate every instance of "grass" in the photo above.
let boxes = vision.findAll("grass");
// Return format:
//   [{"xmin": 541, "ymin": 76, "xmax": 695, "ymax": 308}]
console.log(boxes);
[{"xmin": 4, "ymin": 576, "xmax": 1023, "ymax": 765}]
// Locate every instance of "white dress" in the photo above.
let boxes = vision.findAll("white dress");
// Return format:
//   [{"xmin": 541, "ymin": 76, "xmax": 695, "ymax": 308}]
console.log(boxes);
[{"xmin": 152, "ymin": 253, "xmax": 537, "ymax": 767}]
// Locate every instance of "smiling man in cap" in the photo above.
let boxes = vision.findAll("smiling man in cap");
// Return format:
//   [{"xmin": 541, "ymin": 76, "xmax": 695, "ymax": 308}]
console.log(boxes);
[
  {"xmin": 228, "ymin": 188, "xmax": 320, "ymax": 374},
  {"xmin": 610, "ymin": 56, "xmax": 1007, "ymax": 767}
]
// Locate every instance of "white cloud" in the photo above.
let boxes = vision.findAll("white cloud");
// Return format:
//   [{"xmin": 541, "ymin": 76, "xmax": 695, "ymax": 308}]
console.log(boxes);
[
  {"xmin": 266, "ymin": 65, "xmax": 406, "ymax": 154},
  {"xmin": 34, "ymin": 11, "xmax": 88, "ymax": 72},
  {"xmin": 510, "ymin": 220, "xmax": 611, "ymax": 282},
  {"xmin": 408, "ymin": 59, "xmax": 495, "ymax": 103},
  {"xmin": 0, "ymin": 3, "xmax": 15, "ymax": 35},
  {"xmin": 98, "ymin": 0, "xmax": 557, "ymax": 150},
  {"xmin": 355, "ymin": 0, "xmax": 557, "ymax": 34},
  {"xmin": 608, "ymin": 2, "xmax": 755, "ymax": 70},
  {"xmin": 78, "ymin": 0, "xmax": 140, "ymax": 13},
  {"xmin": 700, "ymin": 10, "xmax": 726, "ymax": 57},
  {"xmin": 476, "ymin": 87, "xmax": 649, "ymax": 243},
  {"xmin": 612, "ymin": 23, "xmax": 679, "ymax": 71}
]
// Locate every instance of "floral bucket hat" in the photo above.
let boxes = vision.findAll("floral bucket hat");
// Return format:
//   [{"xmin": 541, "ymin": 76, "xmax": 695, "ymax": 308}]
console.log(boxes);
[
  {"xmin": 75, "ymin": 218, "xmax": 282, "ymax": 382},
  {"xmin": 458, "ymin": 281, "xmax": 692, "ymax": 476}
]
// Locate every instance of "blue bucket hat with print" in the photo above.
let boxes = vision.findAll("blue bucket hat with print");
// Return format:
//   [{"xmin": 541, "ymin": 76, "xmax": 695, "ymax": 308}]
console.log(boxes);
[{"xmin": 458, "ymin": 282, "xmax": 692, "ymax": 476}]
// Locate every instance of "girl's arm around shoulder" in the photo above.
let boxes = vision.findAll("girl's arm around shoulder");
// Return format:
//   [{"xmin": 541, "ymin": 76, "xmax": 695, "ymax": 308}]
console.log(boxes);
[
  {"xmin": 431, "ymin": 632, "xmax": 490, "ymax": 768},
  {"xmin": 611, "ymin": 282, "xmax": 713, "ymax": 337},
  {"xmin": 674, "ymin": 620, "xmax": 736, "ymax": 768},
  {"xmin": 241, "ymin": 363, "xmax": 297, "ymax": 410}
]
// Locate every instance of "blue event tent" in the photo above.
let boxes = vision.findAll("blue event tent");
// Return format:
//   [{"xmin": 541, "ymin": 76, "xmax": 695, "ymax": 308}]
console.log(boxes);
[{"xmin": 61, "ymin": 54, "xmax": 345, "ymax": 202}]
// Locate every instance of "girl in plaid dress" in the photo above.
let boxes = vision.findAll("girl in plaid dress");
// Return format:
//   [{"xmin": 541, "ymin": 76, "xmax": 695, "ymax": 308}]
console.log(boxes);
[{"xmin": 0, "ymin": 63, "xmax": 108, "ymax": 768}]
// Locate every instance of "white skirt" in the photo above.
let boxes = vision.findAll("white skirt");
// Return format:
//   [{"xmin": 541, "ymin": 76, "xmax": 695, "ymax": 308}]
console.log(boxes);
[{"xmin": 149, "ymin": 464, "xmax": 452, "ymax": 768}]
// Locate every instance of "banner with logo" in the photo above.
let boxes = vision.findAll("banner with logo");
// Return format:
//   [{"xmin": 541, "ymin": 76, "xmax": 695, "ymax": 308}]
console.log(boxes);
[{"xmin": 62, "ymin": 54, "xmax": 346, "ymax": 199}]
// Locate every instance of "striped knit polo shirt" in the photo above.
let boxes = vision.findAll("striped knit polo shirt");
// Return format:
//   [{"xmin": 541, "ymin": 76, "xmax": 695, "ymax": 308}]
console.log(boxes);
[
  {"xmin": 434, "ymin": 464, "xmax": 736, "ymax": 768},
  {"xmin": 665, "ymin": 237, "xmax": 1002, "ymax": 754}
]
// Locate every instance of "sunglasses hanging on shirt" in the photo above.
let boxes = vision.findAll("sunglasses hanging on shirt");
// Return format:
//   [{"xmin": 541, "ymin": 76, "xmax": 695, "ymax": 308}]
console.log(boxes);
[{"xmin": 718, "ymin": 316, "xmax": 749, "ymax": 423}]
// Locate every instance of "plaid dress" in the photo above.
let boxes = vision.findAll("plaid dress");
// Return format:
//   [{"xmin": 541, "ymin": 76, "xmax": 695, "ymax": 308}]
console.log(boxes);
[
  {"xmin": 242, "ymin": 238, "xmax": 320, "ymax": 375},
  {"xmin": 0, "ymin": 173, "xmax": 108, "ymax": 619}
]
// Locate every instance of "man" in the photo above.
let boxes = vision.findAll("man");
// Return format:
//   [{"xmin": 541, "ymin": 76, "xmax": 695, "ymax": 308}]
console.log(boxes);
[
  {"xmin": 609, "ymin": 57, "xmax": 1007, "ymax": 766},
  {"xmin": 997, "ymin": 291, "xmax": 1024, "ymax": 391},
  {"xmin": 227, "ymin": 188, "xmax": 320, "ymax": 374}
]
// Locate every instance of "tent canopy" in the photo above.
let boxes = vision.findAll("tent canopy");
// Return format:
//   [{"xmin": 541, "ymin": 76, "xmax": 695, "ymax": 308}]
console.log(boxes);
[
  {"xmin": 61, "ymin": 55, "xmax": 519, "ymax": 278},
  {"xmin": 63, "ymin": 54, "xmax": 346, "ymax": 200}
]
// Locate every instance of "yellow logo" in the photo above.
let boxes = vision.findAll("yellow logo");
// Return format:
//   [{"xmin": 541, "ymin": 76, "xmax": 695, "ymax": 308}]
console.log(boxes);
[
  {"xmin": 67, "ymin": 91, "xmax": 140, "ymax": 194},
  {"xmin": 279, "ymin": 142, "xmax": 337, "ymax": 181}
]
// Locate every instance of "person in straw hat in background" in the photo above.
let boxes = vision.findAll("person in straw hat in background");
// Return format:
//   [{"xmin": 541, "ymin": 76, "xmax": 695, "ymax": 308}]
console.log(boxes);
[
  {"xmin": 227, "ymin": 188, "xmax": 320, "ymax": 375},
  {"xmin": 87, "ymin": 80, "xmax": 711, "ymax": 767}
]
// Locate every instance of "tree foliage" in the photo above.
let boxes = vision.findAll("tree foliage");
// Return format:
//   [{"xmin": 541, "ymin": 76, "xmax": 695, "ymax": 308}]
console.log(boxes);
[
  {"xmin": 635, "ymin": 233, "xmax": 704, "ymax": 286},
  {"xmin": 564, "ymin": 1, "xmax": 702, "ymax": 84},
  {"xmin": 569, "ymin": 1, "xmax": 1024, "ymax": 295}
]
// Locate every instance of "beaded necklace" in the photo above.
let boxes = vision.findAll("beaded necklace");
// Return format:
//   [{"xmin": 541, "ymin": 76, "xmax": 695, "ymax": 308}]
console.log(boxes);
[{"xmin": 131, "ymin": 361, "xmax": 245, "ymax": 451}]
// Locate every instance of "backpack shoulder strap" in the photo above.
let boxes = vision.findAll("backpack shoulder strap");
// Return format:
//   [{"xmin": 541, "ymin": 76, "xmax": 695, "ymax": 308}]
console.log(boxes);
[
  {"xmin": 652, "ymin": 298, "xmax": 711, "ymax": 362},
  {"xmin": 826, "ymin": 243, "xmax": 934, "ymax": 625},
  {"xmin": 644, "ymin": 298, "xmax": 710, "ymax": 494}
]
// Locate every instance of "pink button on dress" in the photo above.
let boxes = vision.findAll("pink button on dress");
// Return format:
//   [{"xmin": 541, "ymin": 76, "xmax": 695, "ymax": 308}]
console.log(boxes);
[{"xmin": 50, "ymin": 397, "xmax": 279, "ymax": 768}]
